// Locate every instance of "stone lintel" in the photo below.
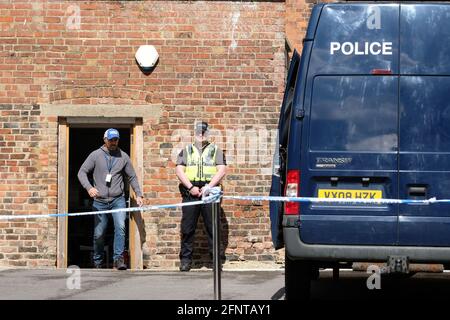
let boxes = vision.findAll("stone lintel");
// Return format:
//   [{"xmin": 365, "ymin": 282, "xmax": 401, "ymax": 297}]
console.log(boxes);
[{"xmin": 40, "ymin": 104, "xmax": 163, "ymax": 119}]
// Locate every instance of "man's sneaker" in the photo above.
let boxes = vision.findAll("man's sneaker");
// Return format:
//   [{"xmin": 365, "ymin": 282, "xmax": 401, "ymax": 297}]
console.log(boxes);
[
  {"xmin": 113, "ymin": 257, "xmax": 127, "ymax": 270},
  {"xmin": 179, "ymin": 261, "xmax": 191, "ymax": 272}
]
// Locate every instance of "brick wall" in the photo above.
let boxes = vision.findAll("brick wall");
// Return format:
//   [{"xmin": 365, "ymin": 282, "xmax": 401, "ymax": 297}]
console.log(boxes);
[
  {"xmin": 0, "ymin": 104, "xmax": 57, "ymax": 267},
  {"xmin": 0, "ymin": 0, "xmax": 290, "ymax": 269},
  {"xmin": 286, "ymin": 0, "xmax": 337, "ymax": 53},
  {"xmin": 137, "ymin": 0, "xmax": 287, "ymax": 268}
]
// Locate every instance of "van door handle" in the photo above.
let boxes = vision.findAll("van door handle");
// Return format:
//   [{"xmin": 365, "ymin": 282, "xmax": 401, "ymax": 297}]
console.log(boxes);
[{"xmin": 408, "ymin": 186, "xmax": 427, "ymax": 197}]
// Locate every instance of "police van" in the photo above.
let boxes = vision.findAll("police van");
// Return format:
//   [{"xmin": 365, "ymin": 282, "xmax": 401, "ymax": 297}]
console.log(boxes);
[{"xmin": 270, "ymin": 2, "xmax": 450, "ymax": 299}]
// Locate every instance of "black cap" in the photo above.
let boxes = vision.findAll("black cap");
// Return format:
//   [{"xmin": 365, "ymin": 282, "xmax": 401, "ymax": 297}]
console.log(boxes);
[{"xmin": 195, "ymin": 122, "xmax": 209, "ymax": 134}]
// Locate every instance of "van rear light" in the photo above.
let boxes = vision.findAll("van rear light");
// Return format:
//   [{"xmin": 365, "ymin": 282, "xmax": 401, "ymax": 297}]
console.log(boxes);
[
  {"xmin": 285, "ymin": 170, "xmax": 300, "ymax": 215},
  {"xmin": 371, "ymin": 69, "xmax": 392, "ymax": 75}
]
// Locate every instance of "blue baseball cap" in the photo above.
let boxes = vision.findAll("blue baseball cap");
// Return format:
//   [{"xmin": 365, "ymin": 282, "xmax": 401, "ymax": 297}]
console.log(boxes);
[{"xmin": 104, "ymin": 128, "xmax": 120, "ymax": 140}]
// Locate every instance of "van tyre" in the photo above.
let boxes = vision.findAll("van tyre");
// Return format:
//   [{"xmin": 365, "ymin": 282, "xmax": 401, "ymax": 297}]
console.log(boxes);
[{"xmin": 285, "ymin": 254, "xmax": 311, "ymax": 300}]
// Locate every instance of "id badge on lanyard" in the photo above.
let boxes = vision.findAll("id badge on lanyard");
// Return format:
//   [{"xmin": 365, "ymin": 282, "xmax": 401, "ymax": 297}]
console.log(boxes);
[{"xmin": 104, "ymin": 154, "xmax": 116, "ymax": 183}]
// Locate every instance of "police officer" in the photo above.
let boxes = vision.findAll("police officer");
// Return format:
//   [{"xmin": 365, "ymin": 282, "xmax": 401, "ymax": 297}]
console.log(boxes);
[{"xmin": 175, "ymin": 122, "xmax": 227, "ymax": 271}]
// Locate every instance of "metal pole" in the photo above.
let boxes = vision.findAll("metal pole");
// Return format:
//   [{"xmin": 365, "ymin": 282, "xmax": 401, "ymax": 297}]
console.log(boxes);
[{"xmin": 212, "ymin": 201, "xmax": 221, "ymax": 300}]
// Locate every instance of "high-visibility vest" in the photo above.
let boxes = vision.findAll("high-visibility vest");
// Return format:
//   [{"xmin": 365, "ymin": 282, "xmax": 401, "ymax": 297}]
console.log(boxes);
[{"xmin": 185, "ymin": 143, "xmax": 218, "ymax": 182}]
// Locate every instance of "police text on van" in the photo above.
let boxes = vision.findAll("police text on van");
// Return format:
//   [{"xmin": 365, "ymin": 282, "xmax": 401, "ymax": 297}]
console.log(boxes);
[{"xmin": 330, "ymin": 42, "xmax": 392, "ymax": 55}]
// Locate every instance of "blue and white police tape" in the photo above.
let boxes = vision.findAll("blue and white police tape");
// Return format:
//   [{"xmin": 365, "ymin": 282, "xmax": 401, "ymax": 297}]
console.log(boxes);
[
  {"xmin": 2, "ymin": 191, "xmax": 450, "ymax": 221},
  {"xmin": 223, "ymin": 195, "xmax": 450, "ymax": 205},
  {"xmin": 0, "ymin": 192, "xmax": 222, "ymax": 221},
  {"xmin": 201, "ymin": 186, "xmax": 222, "ymax": 203}
]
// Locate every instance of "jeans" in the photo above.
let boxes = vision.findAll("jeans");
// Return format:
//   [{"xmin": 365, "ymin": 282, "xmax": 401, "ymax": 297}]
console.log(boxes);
[{"xmin": 92, "ymin": 196, "xmax": 127, "ymax": 265}]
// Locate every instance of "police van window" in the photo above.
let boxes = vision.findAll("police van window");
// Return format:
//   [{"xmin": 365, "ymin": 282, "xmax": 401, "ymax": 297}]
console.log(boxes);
[
  {"xmin": 279, "ymin": 53, "xmax": 299, "ymax": 149},
  {"xmin": 280, "ymin": 87, "xmax": 294, "ymax": 148},
  {"xmin": 401, "ymin": 5, "xmax": 450, "ymax": 74},
  {"xmin": 400, "ymin": 77, "xmax": 450, "ymax": 152},
  {"xmin": 309, "ymin": 76, "xmax": 397, "ymax": 152},
  {"xmin": 309, "ymin": 4, "xmax": 399, "ymax": 75}
]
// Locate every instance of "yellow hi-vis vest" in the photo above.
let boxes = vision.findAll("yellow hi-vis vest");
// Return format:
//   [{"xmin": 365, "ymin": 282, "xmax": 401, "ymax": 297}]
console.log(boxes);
[{"xmin": 185, "ymin": 143, "xmax": 218, "ymax": 182}]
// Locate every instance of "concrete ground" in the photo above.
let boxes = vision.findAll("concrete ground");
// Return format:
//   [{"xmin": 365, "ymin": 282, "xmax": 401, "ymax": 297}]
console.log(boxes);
[
  {"xmin": 0, "ymin": 267, "xmax": 285, "ymax": 300},
  {"xmin": 3, "ymin": 267, "xmax": 450, "ymax": 301}
]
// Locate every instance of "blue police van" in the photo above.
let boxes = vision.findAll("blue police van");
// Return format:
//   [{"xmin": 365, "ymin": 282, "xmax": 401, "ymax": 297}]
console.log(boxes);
[{"xmin": 270, "ymin": 2, "xmax": 450, "ymax": 299}]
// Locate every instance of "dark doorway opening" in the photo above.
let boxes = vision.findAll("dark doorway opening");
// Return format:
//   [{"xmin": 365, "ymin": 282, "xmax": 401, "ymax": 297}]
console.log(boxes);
[{"xmin": 67, "ymin": 127, "xmax": 131, "ymax": 268}]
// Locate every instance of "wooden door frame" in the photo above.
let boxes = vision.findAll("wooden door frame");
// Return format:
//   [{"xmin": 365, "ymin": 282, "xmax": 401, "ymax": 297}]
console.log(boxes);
[
  {"xmin": 56, "ymin": 119, "xmax": 68, "ymax": 268},
  {"xmin": 129, "ymin": 119, "xmax": 144, "ymax": 269},
  {"xmin": 57, "ymin": 117, "xmax": 144, "ymax": 269}
]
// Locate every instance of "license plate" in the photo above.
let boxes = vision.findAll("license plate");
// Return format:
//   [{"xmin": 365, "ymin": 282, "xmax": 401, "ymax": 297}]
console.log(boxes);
[{"xmin": 318, "ymin": 189, "xmax": 382, "ymax": 199}]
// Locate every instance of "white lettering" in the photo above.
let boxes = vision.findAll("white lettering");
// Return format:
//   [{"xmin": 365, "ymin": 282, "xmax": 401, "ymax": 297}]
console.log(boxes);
[
  {"xmin": 178, "ymin": 304, "xmax": 211, "ymax": 317},
  {"xmin": 367, "ymin": 6, "xmax": 381, "ymax": 30},
  {"xmin": 383, "ymin": 42, "xmax": 392, "ymax": 55},
  {"xmin": 341, "ymin": 42, "xmax": 353, "ymax": 55},
  {"xmin": 354, "ymin": 42, "xmax": 364, "ymax": 55},
  {"xmin": 330, "ymin": 42, "xmax": 340, "ymax": 54},
  {"xmin": 221, "ymin": 304, "xmax": 270, "ymax": 315},
  {"xmin": 66, "ymin": 265, "xmax": 81, "ymax": 290},
  {"xmin": 366, "ymin": 265, "xmax": 381, "ymax": 290},
  {"xmin": 370, "ymin": 42, "xmax": 382, "ymax": 55},
  {"xmin": 66, "ymin": 5, "xmax": 81, "ymax": 30},
  {"xmin": 250, "ymin": 305, "xmax": 258, "ymax": 314},
  {"xmin": 329, "ymin": 41, "xmax": 393, "ymax": 56}
]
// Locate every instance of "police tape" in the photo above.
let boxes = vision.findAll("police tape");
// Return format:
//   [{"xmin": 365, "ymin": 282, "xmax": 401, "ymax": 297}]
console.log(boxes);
[
  {"xmin": 223, "ymin": 195, "xmax": 450, "ymax": 205},
  {"xmin": 0, "ymin": 192, "xmax": 222, "ymax": 221},
  {"xmin": 1, "ymin": 192, "xmax": 449, "ymax": 221}
]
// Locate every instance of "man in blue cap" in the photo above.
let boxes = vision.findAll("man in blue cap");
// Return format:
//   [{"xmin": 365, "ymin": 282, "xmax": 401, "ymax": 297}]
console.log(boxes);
[{"xmin": 78, "ymin": 128, "xmax": 144, "ymax": 270}]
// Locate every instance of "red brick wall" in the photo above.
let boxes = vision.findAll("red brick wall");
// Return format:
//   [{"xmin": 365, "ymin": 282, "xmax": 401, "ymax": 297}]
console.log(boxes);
[
  {"xmin": 0, "ymin": 104, "xmax": 58, "ymax": 267},
  {"xmin": 286, "ymin": 0, "xmax": 337, "ymax": 53},
  {"xmin": 0, "ymin": 1, "xmax": 288, "ymax": 268}
]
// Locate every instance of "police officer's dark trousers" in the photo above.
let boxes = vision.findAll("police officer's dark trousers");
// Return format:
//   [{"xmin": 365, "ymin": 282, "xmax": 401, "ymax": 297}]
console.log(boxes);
[{"xmin": 179, "ymin": 193, "xmax": 213, "ymax": 264}]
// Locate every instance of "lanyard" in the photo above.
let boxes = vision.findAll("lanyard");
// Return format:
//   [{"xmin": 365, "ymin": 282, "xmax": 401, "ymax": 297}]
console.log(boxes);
[{"xmin": 104, "ymin": 153, "xmax": 117, "ymax": 173}]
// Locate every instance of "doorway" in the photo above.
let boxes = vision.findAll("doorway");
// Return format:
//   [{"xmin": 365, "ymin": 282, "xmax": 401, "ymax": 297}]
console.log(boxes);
[{"xmin": 67, "ymin": 127, "xmax": 131, "ymax": 268}]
